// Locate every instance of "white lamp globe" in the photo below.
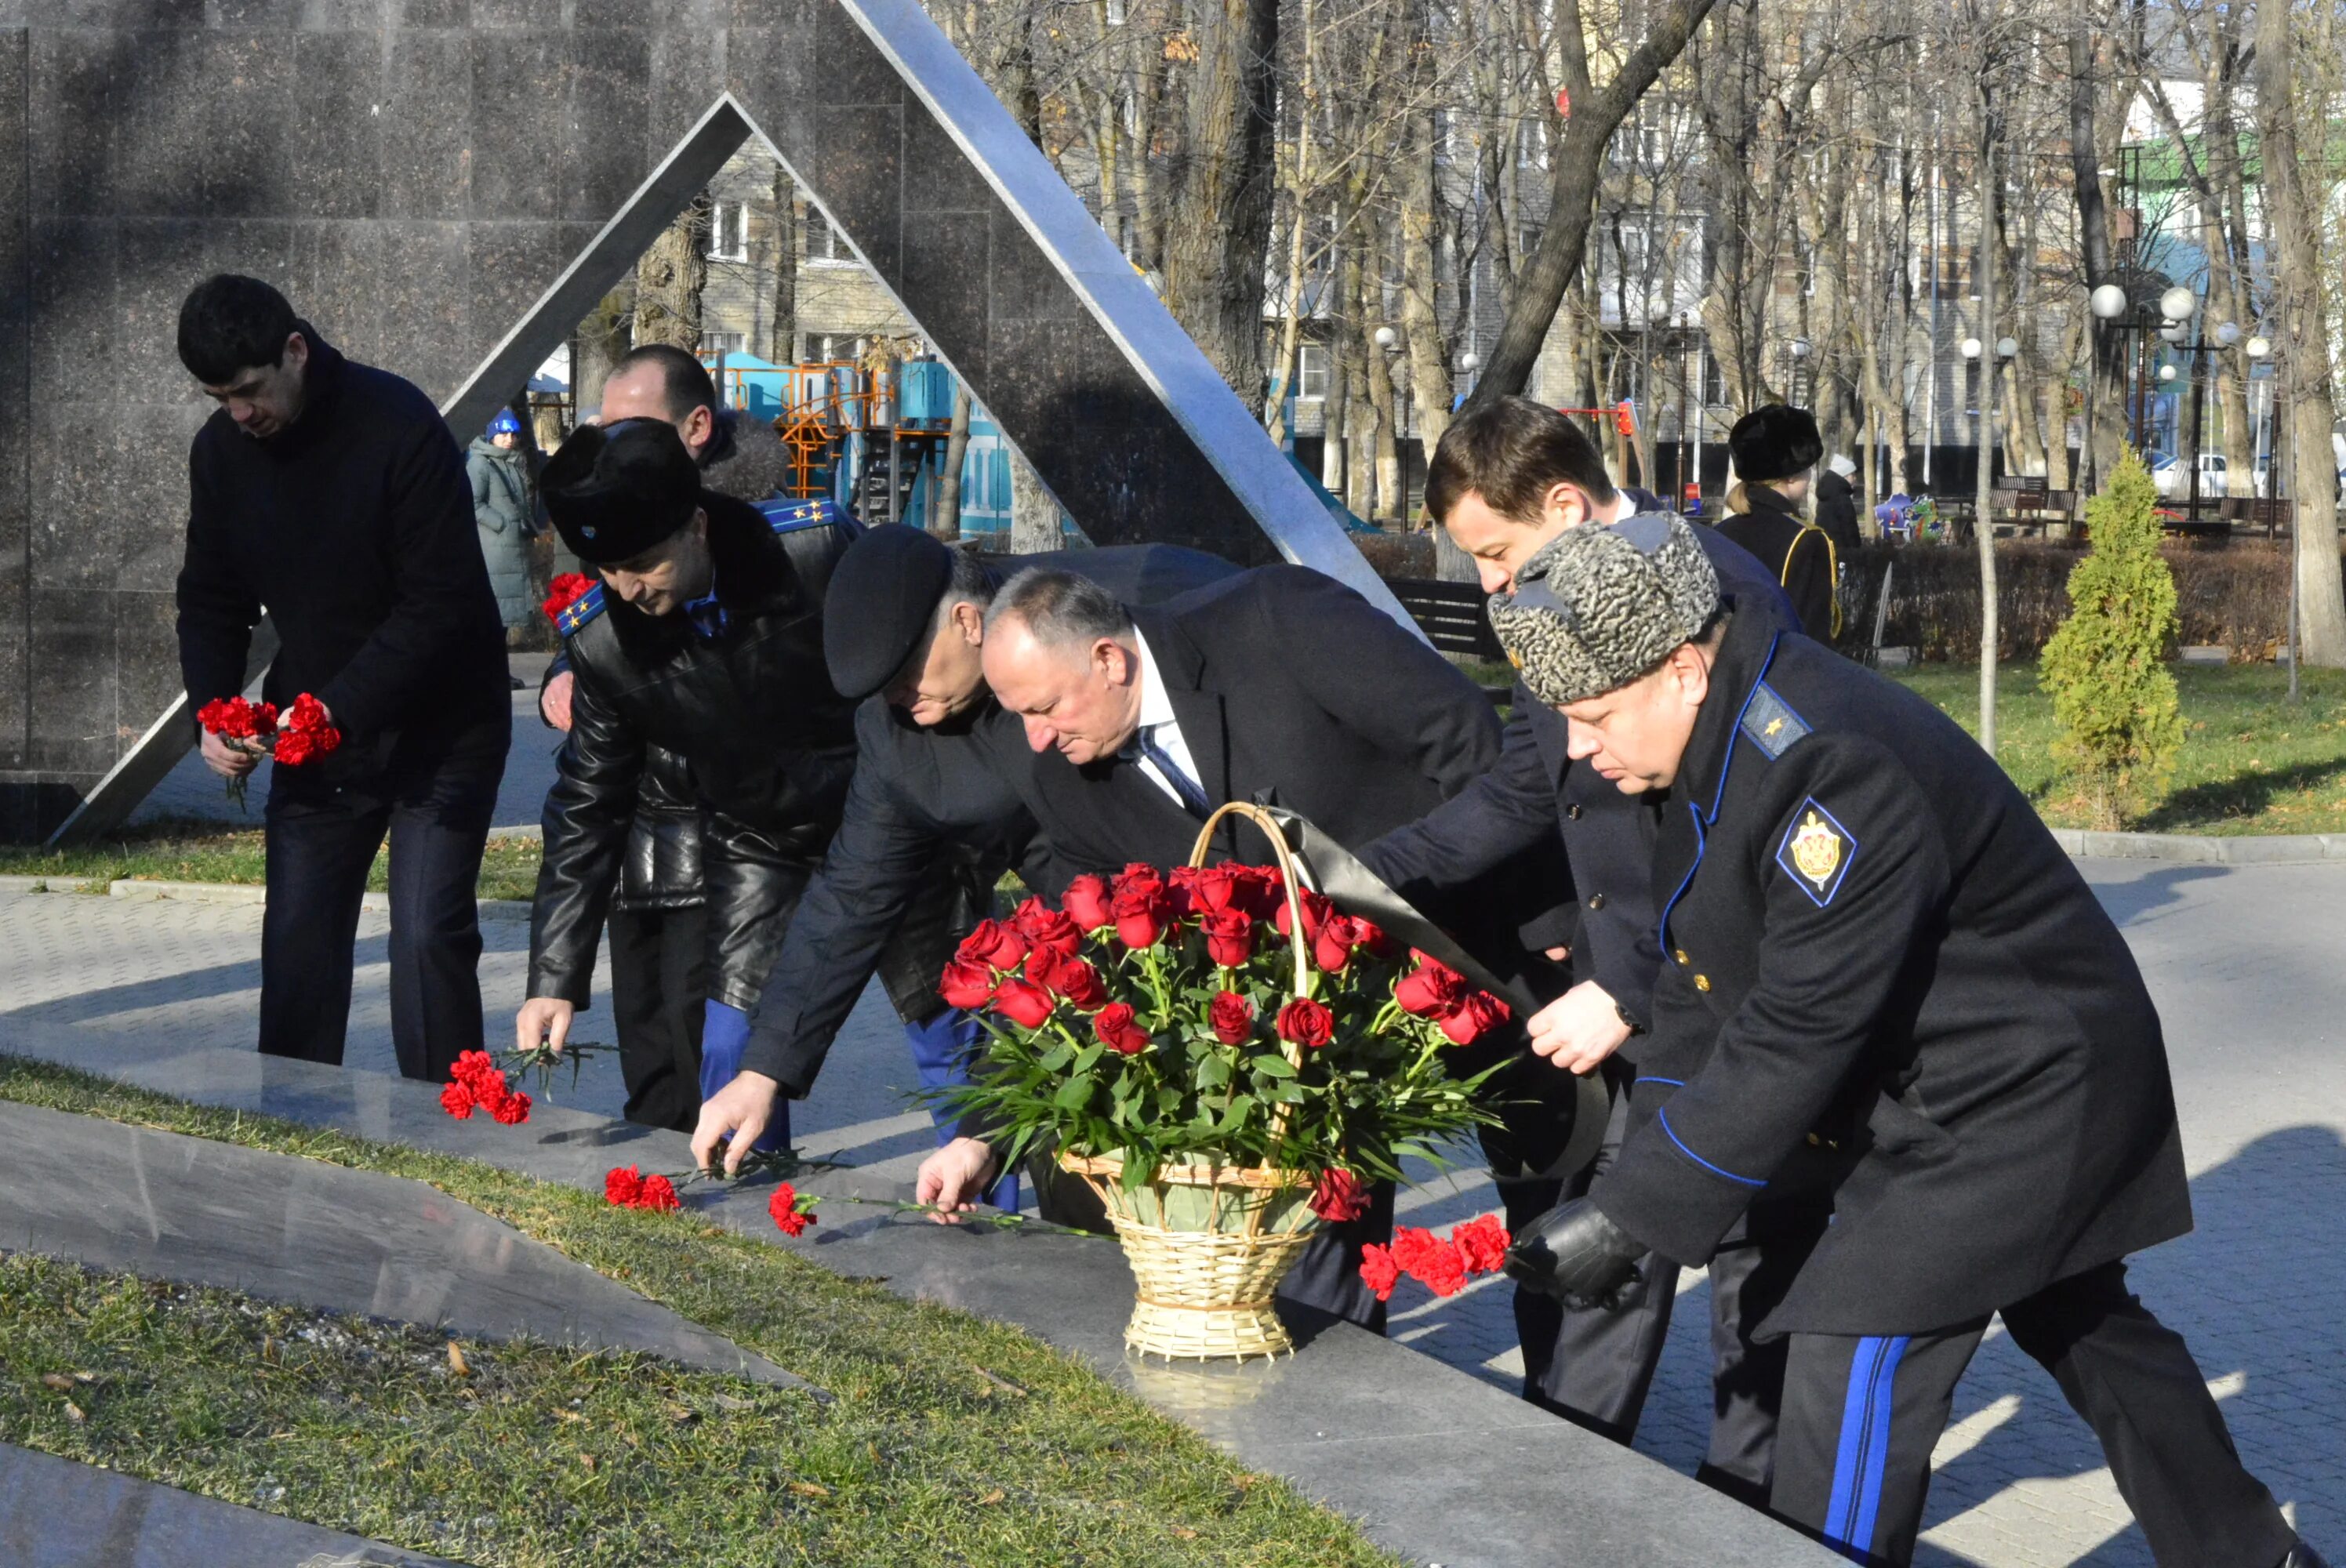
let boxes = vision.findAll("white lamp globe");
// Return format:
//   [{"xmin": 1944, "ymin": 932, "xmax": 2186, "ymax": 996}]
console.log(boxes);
[
  {"xmin": 1372, "ymin": 325, "xmax": 1398, "ymax": 350},
  {"xmin": 2159, "ymin": 321, "xmax": 2186, "ymax": 344},
  {"xmin": 2090, "ymin": 284, "xmax": 2129, "ymax": 319},
  {"xmin": 1995, "ymin": 336, "xmax": 2019, "ymax": 359},
  {"xmin": 2159, "ymin": 285, "xmax": 2198, "ymax": 321},
  {"xmin": 1960, "ymin": 337, "xmax": 1982, "ymax": 360},
  {"xmin": 1458, "ymin": 351, "xmax": 1480, "ymax": 372},
  {"xmin": 2158, "ymin": 365, "xmax": 2177, "ymax": 382},
  {"xmin": 2214, "ymin": 321, "xmax": 2242, "ymax": 347},
  {"xmin": 2246, "ymin": 336, "xmax": 2271, "ymax": 360}
]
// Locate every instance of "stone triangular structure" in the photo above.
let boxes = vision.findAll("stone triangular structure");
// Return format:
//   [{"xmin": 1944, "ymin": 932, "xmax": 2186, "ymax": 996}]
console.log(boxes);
[{"xmin": 2, "ymin": 0, "xmax": 1401, "ymax": 840}]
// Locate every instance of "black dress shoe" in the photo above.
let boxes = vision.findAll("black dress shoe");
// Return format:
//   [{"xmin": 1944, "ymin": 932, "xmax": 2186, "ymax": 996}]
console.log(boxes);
[
  {"xmin": 2280, "ymin": 1542, "xmax": 2330, "ymax": 1568},
  {"xmin": 508, "ymin": 674, "xmax": 526, "ymax": 690}
]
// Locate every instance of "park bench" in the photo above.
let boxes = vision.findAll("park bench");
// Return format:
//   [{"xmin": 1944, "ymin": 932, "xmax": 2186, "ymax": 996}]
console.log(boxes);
[
  {"xmin": 2219, "ymin": 497, "xmax": 2294, "ymax": 539},
  {"xmin": 1387, "ymin": 577, "xmax": 1510, "ymax": 702}
]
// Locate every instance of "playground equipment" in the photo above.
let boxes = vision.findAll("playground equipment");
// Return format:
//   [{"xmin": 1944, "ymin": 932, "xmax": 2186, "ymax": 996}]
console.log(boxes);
[{"xmin": 703, "ymin": 351, "xmax": 1022, "ymax": 535}]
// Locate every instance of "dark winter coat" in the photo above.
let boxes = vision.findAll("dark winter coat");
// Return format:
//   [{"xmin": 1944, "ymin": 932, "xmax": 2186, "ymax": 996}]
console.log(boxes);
[
  {"xmin": 528, "ymin": 495, "xmax": 860, "ymax": 1012},
  {"xmin": 176, "ymin": 325, "xmax": 507, "ymax": 781},
  {"xmin": 467, "ymin": 437, "xmax": 536, "ymax": 627},
  {"xmin": 1715, "ymin": 486, "xmax": 1839, "ymax": 643},
  {"xmin": 1592, "ymin": 609, "xmax": 2193, "ymax": 1338},
  {"xmin": 1813, "ymin": 467, "xmax": 1863, "ymax": 561}
]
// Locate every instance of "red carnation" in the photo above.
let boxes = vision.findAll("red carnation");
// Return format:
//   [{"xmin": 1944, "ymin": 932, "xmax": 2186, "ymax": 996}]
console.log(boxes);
[
  {"xmin": 1199, "ymin": 908, "xmax": 1255, "ymax": 968},
  {"xmin": 957, "ymin": 918, "xmax": 1028, "ymax": 971},
  {"xmin": 768, "ymin": 1183, "xmax": 817, "ymax": 1237},
  {"xmin": 489, "ymin": 1088, "xmax": 532, "ymax": 1125},
  {"xmin": 990, "ymin": 977, "xmax": 1056, "ymax": 1030},
  {"xmin": 1439, "ymin": 991, "xmax": 1512, "ymax": 1047},
  {"xmin": 604, "ymin": 1165, "xmax": 645, "ymax": 1207},
  {"xmin": 451, "ymin": 1050, "xmax": 499, "ymax": 1090},
  {"xmin": 1061, "ymin": 874, "xmax": 1113, "ymax": 931},
  {"xmin": 1394, "ymin": 956, "xmax": 1469, "ymax": 1018},
  {"xmin": 1275, "ymin": 996, "xmax": 1335, "ymax": 1050},
  {"xmin": 1208, "ymin": 990, "xmax": 1255, "ymax": 1044},
  {"xmin": 543, "ymin": 572, "xmax": 596, "ymax": 623},
  {"xmin": 1049, "ymin": 956, "xmax": 1108, "ymax": 1011},
  {"xmin": 939, "ymin": 957, "xmax": 995, "ymax": 1011},
  {"xmin": 1013, "ymin": 897, "xmax": 1084, "ymax": 958},
  {"xmin": 636, "ymin": 1174, "xmax": 681, "ymax": 1212},
  {"xmin": 1309, "ymin": 1169, "xmax": 1371, "ymax": 1223},
  {"xmin": 1092, "ymin": 1002, "xmax": 1152, "ymax": 1055},
  {"xmin": 1452, "ymin": 1214, "xmax": 1512, "ymax": 1276},
  {"xmin": 438, "ymin": 1082, "xmax": 476, "ymax": 1120},
  {"xmin": 1360, "ymin": 1242, "xmax": 1401, "ymax": 1303},
  {"xmin": 1110, "ymin": 885, "xmax": 1168, "ymax": 950},
  {"xmin": 1392, "ymin": 1225, "xmax": 1468, "ymax": 1297}
]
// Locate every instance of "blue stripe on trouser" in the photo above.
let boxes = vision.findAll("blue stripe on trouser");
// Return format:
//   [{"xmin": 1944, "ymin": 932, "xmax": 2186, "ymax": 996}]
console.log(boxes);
[
  {"xmin": 905, "ymin": 1009, "xmax": 1019, "ymax": 1210},
  {"xmin": 698, "ymin": 1000, "xmax": 790, "ymax": 1152},
  {"xmin": 1824, "ymin": 1335, "xmax": 1910, "ymax": 1559}
]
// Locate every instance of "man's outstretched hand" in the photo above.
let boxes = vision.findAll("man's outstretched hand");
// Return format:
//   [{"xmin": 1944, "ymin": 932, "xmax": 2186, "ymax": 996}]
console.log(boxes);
[
  {"xmin": 915, "ymin": 1138, "xmax": 1004, "ymax": 1222},
  {"xmin": 692, "ymin": 1070, "xmax": 783, "ymax": 1177},
  {"xmin": 1502, "ymin": 1197, "xmax": 1648, "ymax": 1311}
]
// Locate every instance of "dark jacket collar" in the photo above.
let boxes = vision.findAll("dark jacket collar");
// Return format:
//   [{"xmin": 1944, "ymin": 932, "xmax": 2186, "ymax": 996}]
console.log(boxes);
[
  {"xmin": 1742, "ymin": 485, "xmax": 1805, "ymax": 522},
  {"xmin": 263, "ymin": 321, "xmax": 347, "ymax": 458},
  {"xmin": 1672, "ymin": 609, "xmax": 1784, "ymax": 827},
  {"xmin": 1124, "ymin": 599, "xmax": 1232, "ymax": 808}
]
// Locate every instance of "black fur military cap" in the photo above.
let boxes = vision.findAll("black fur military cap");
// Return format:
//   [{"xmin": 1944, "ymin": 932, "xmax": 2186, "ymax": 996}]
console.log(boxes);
[
  {"xmin": 1727, "ymin": 405, "xmax": 1825, "ymax": 484},
  {"xmin": 543, "ymin": 418, "xmax": 703, "ymax": 566}
]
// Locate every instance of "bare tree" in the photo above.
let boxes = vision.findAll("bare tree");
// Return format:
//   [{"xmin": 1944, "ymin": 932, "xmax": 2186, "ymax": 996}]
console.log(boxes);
[{"xmin": 634, "ymin": 195, "xmax": 713, "ymax": 350}]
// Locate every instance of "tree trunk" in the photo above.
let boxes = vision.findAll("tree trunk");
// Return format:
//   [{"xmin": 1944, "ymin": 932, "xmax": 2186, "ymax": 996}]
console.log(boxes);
[
  {"xmin": 1397, "ymin": 49, "xmax": 1451, "ymax": 486},
  {"xmin": 2067, "ymin": 26, "xmax": 2124, "ymax": 488},
  {"xmin": 932, "ymin": 383, "xmax": 971, "ymax": 541},
  {"xmin": 574, "ymin": 283, "xmax": 634, "ymax": 420},
  {"xmin": 1974, "ymin": 85, "xmax": 2000, "ymax": 757},
  {"xmin": 1160, "ymin": 0, "xmax": 1282, "ymax": 411},
  {"xmin": 1462, "ymin": 0, "xmax": 1718, "ymax": 412},
  {"xmin": 1264, "ymin": 0, "xmax": 1317, "ymax": 451},
  {"xmin": 1008, "ymin": 445, "xmax": 1062, "ymax": 554},
  {"xmin": 2252, "ymin": 0, "xmax": 2346, "ymax": 665},
  {"xmin": 768, "ymin": 174, "xmax": 797, "ymax": 364},
  {"xmin": 634, "ymin": 194, "xmax": 712, "ymax": 350}
]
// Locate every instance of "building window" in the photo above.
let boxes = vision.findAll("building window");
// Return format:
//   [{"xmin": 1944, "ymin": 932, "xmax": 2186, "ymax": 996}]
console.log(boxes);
[
  {"xmin": 805, "ymin": 333, "xmax": 862, "ymax": 363},
  {"xmin": 807, "ymin": 209, "xmax": 855, "ymax": 264},
  {"xmin": 706, "ymin": 201, "xmax": 748, "ymax": 262},
  {"xmin": 701, "ymin": 331, "xmax": 746, "ymax": 356},
  {"xmin": 1297, "ymin": 344, "xmax": 1330, "ymax": 401},
  {"xmin": 1519, "ymin": 222, "xmax": 1546, "ymax": 259},
  {"xmin": 1516, "ymin": 119, "xmax": 1548, "ymax": 169}
]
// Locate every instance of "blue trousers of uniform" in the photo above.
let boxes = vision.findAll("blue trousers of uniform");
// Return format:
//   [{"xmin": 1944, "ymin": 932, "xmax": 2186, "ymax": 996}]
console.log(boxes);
[{"xmin": 697, "ymin": 1003, "xmax": 1017, "ymax": 1210}]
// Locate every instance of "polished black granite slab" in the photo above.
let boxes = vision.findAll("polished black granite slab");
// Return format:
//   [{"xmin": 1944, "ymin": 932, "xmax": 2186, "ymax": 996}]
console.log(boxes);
[
  {"xmin": 0, "ymin": 1097, "xmax": 804, "ymax": 1392},
  {"xmin": 0, "ymin": 1440, "xmax": 459, "ymax": 1568},
  {"xmin": 0, "ymin": 1022, "xmax": 1839, "ymax": 1567}
]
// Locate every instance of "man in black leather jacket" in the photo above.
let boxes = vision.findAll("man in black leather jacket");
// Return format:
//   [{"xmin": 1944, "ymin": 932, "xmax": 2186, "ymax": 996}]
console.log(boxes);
[{"xmin": 518, "ymin": 419, "xmax": 859, "ymax": 1152}]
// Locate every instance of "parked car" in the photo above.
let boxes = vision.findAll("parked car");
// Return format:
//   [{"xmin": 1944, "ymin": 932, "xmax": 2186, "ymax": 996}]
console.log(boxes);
[{"xmin": 2149, "ymin": 450, "xmax": 2228, "ymax": 499}]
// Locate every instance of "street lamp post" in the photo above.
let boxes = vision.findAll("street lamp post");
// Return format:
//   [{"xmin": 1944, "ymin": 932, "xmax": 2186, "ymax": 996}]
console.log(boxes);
[
  {"xmin": 2088, "ymin": 283, "xmax": 2128, "ymax": 496},
  {"xmin": 1963, "ymin": 336, "xmax": 1983, "ymax": 527}
]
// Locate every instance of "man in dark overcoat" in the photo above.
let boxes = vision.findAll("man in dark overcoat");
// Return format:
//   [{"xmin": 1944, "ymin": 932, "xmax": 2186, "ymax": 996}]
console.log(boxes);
[
  {"xmin": 1360, "ymin": 395, "xmax": 1810, "ymax": 1494},
  {"xmin": 688, "ymin": 524, "xmax": 1237, "ymax": 1194},
  {"xmin": 1492, "ymin": 515, "xmax": 2319, "ymax": 1568}
]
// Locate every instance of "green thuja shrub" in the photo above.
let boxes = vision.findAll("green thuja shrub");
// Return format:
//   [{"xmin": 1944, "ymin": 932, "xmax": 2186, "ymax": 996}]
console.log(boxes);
[{"xmin": 2039, "ymin": 451, "xmax": 2184, "ymax": 829}]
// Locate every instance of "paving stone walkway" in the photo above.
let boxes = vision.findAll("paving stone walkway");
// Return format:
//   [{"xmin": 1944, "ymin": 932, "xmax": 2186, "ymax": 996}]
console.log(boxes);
[{"xmin": 2, "ymin": 856, "xmax": 2338, "ymax": 1566}]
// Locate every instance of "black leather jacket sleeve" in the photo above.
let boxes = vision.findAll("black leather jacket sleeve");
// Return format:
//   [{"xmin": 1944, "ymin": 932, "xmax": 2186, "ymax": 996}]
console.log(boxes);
[
  {"xmin": 527, "ymin": 661, "xmax": 643, "ymax": 1007},
  {"xmin": 740, "ymin": 759, "xmax": 946, "ymax": 1093}
]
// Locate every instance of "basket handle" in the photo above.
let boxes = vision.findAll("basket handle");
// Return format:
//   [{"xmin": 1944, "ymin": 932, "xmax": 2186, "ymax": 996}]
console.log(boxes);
[{"xmin": 1187, "ymin": 801, "xmax": 1313, "ymax": 1155}]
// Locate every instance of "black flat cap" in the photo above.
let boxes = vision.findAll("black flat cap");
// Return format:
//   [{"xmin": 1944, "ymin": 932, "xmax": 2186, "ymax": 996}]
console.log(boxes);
[
  {"xmin": 543, "ymin": 419, "xmax": 703, "ymax": 566},
  {"xmin": 823, "ymin": 524, "xmax": 959, "ymax": 699},
  {"xmin": 1728, "ymin": 405, "xmax": 1825, "ymax": 485}
]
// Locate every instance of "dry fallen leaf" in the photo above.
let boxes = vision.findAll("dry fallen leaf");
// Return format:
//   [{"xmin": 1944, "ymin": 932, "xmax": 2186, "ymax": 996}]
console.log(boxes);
[
  {"xmin": 713, "ymin": 1394, "xmax": 753, "ymax": 1414},
  {"xmin": 63, "ymin": 1403, "xmax": 84, "ymax": 1424},
  {"xmin": 579, "ymin": 1454, "xmax": 598, "ymax": 1473},
  {"xmin": 1173, "ymin": 1527, "xmax": 1199, "ymax": 1541},
  {"xmin": 978, "ymin": 1489, "xmax": 1005, "ymax": 1506},
  {"xmin": 554, "ymin": 1409, "xmax": 588, "ymax": 1425},
  {"xmin": 40, "ymin": 1374, "xmax": 73, "ymax": 1392},
  {"xmin": 446, "ymin": 1342, "xmax": 470, "ymax": 1378},
  {"xmin": 663, "ymin": 1403, "xmax": 698, "ymax": 1424},
  {"xmin": 787, "ymin": 1480, "xmax": 832, "ymax": 1499},
  {"xmin": 261, "ymin": 1337, "xmax": 278, "ymax": 1364}
]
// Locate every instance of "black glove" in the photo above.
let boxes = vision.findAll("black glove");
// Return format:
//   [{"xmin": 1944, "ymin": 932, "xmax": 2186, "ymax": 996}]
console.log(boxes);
[{"xmin": 1502, "ymin": 1197, "xmax": 1647, "ymax": 1310}]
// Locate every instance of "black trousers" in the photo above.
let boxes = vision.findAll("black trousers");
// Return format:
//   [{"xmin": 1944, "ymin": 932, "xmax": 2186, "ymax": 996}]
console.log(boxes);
[
  {"xmin": 260, "ymin": 735, "xmax": 505, "ymax": 1082},
  {"xmin": 1772, "ymin": 1260, "xmax": 2295, "ymax": 1567},
  {"xmin": 606, "ymin": 903, "xmax": 711, "ymax": 1133}
]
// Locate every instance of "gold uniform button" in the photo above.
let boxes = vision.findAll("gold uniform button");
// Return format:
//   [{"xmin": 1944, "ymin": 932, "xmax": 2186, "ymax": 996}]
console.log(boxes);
[
  {"xmin": 1694, "ymin": 975, "xmax": 1711, "ymax": 992},
  {"xmin": 1806, "ymin": 1133, "xmax": 1821, "ymax": 1146},
  {"xmin": 1674, "ymin": 949, "xmax": 1689, "ymax": 965},
  {"xmin": 1587, "ymin": 893, "xmax": 1606, "ymax": 911},
  {"xmin": 1566, "ymin": 804, "xmax": 1583, "ymax": 820}
]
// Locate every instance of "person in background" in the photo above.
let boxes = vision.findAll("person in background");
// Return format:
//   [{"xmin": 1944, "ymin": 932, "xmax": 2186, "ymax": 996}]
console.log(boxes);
[
  {"xmin": 173, "ymin": 274, "xmax": 509, "ymax": 1082},
  {"xmin": 1716, "ymin": 405, "xmax": 1839, "ymax": 642},
  {"xmin": 1814, "ymin": 452, "xmax": 1863, "ymax": 563},
  {"xmin": 468, "ymin": 408, "xmax": 536, "ymax": 689}
]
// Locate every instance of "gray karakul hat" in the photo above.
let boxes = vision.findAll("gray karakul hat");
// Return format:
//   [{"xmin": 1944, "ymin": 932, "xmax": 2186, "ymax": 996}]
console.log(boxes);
[{"xmin": 1487, "ymin": 514, "xmax": 1722, "ymax": 706}]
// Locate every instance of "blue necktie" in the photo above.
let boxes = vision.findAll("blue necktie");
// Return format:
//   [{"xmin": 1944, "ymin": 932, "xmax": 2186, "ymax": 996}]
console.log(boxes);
[{"xmin": 1136, "ymin": 726, "xmax": 1209, "ymax": 818}]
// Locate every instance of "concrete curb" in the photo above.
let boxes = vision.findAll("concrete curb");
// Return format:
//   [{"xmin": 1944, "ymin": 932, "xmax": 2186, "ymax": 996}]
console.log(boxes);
[
  {"xmin": 0, "ymin": 877, "xmax": 534, "ymax": 924},
  {"xmin": 2051, "ymin": 828, "xmax": 2346, "ymax": 865}
]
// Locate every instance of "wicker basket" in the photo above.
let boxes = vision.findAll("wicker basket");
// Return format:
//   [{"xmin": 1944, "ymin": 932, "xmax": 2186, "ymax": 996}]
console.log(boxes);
[{"xmin": 1059, "ymin": 801, "xmax": 1326, "ymax": 1361}]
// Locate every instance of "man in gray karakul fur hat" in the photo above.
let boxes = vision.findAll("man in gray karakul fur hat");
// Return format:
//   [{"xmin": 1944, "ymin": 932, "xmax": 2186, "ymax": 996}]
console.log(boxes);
[{"xmin": 1487, "ymin": 515, "xmax": 2317, "ymax": 1568}]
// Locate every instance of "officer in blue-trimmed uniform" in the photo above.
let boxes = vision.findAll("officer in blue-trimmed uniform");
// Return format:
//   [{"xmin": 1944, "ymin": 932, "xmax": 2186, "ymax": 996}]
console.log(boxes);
[
  {"xmin": 1488, "ymin": 516, "xmax": 2322, "ymax": 1568},
  {"xmin": 518, "ymin": 418, "xmax": 862, "ymax": 1154}
]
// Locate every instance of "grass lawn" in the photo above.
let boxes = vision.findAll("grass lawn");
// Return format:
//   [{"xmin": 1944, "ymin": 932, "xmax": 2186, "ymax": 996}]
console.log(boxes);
[
  {"xmin": 0, "ymin": 1057, "xmax": 1393, "ymax": 1568},
  {"xmin": 1887, "ymin": 659, "xmax": 2346, "ymax": 835},
  {"xmin": 0, "ymin": 818, "xmax": 543, "ymax": 901}
]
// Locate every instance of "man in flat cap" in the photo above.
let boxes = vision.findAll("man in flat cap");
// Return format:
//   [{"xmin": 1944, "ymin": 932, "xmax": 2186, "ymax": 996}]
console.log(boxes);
[
  {"xmin": 688, "ymin": 524, "xmax": 1234, "ymax": 1193},
  {"xmin": 1360, "ymin": 397, "xmax": 1806, "ymax": 1486},
  {"xmin": 1719, "ymin": 404, "xmax": 1839, "ymax": 641},
  {"xmin": 1491, "ymin": 517, "xmax": 2319, "ymax": 1568},
  {"xmin": 518, "ymin": 419, "xmax": 859, "ymax": 1151}
]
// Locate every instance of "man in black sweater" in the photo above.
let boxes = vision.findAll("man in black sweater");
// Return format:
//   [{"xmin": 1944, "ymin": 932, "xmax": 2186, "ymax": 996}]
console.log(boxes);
[{"xmin": 173, "ymin": 275, "xmax": 510, "ymax": 1082}]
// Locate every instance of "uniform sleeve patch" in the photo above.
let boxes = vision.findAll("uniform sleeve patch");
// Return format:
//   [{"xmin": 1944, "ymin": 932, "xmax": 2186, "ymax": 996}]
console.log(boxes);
[
  {"xmin": 1738, "ymin": 681, "xmax": 1810, "ymax": 760},
  {"xmin": 1776, "ymin": 796, "xmax": 1856, "ymax": 906}
]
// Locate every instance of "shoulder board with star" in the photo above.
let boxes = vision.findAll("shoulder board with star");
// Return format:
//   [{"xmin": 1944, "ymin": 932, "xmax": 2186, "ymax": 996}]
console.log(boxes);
[
  {"xmin": 1738, "ymin": 679, "xmax": 1810, "ymax": 760},
  {"xmin": 554, "ymin": 583, "xmax": 607, "ymax": 639},
  {"xmin": 755, "ymin": 496, "xmax": 862, "ymax": 536}
]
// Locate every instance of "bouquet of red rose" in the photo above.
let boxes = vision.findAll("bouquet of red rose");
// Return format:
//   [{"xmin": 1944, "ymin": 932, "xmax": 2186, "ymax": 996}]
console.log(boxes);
[
  {"xmin": 194, "ymin": 692, "xmax": 342, "ymax": 809},
  {"xmin": 936, "ymin": 804, "xmax": 1512, "ymax": 1357}
]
